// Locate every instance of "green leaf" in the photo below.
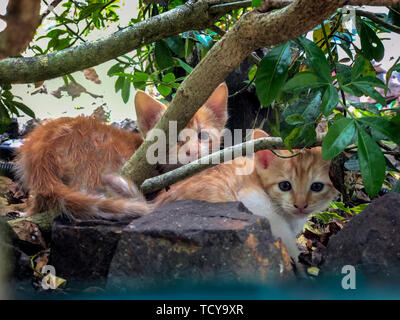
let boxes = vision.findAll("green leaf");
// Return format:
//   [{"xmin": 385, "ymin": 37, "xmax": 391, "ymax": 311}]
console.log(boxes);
[
  {"xmin": 132, "ymin": 71, "xmax": 149, "ymax": 83},
  {"xmin": 358, "ymin": 117, "xmax": 400, "ymax": 145},
  {"xmin": 298, "ymin": 123, "xmax": 317, "ymax": 147},
  {"xmin": 351, "ymin": 82, "xmax": 387, "ymax": 106},
  {"xmin": 357, "ymin": 128, "xmax": 386, "ymax": 196},
  {"xmin": 283, "ymin": 127, "xmax": 301, "ymax": 152},
  {"xmin": 107, "ymin": 63, "xmax": 124, "ymax": 76},
  {"xmin": 11, "ymin": 101, "xmax": 35, "ymax": 118},
  {"xmin": 322, "ymin": 118, "xmax": 356, "ymax": 159},
  {"xmin": 248, "ymin": 65, "xmax": 257, "ymax": 81},
  {"xmin": 115, "ymin": 76, "xmax": 124, "ymax": 93},
  {"xmin": 157, "ymin": 84, "xmax": 172, "ymax": 97},
  {"xmin": 184, "ymin": 38, "xmax": 194, "ymax": 58},
  {"xmin": 154, "ymin": 40, "xmax": 174, "ymax": 70},
  {"xmin": 282, "ymin": 92, "xmax": 322, "ymax": 124},
  {"xmin": 175, "ymin": 58, "xmax": 193, "ymax": 74},
  {"xmin": 354, "ymin": 76, "xmax": 386, "ymax": 89},
  {"xmin": 298, "ymin": 37, "xmax": 332, "ymax": 83},
  {"xmin": 255, "ymin": 42, "xmax": 291, "ymax": 106},
  {"xmin": 252, "ymin": 0, "xmax": 262, "ymax": 7},
  {"xmin": 285, "ymin": 114, "xmax": 305, "ymax": 126},
  {"xmin": 162, "ymin": 73, "xmax": 176, "ymax": 83},
  {"xmin": 280, "ymin": 92, "xmax": 322, "ymax": 139},
  {"xmin": 321, "ymin": 84, "xmax": 339, "ymax": 116},
  {"xmin": 121, "ymin": 77, "xmax": 131, "ymax": 103},
  {"xmin": 362, "ymin": 59, "xmax": 376, "ymax": 77},
  {"xmin": 165, "ymin": 36, "xmax": 185, "ymax": 57},
  {"xmin": 313, "ymin": 23, "xmax": 332, "ymax": 52},
  {"xmin": 351, "ymin": 56, "xmax": 365, "ymax": 81},
  {"xmin": 0, "ymin": 102, "xmax": 11, "ymax": 134},
  {"xmin": 283, "ymin": 71, "xmax": 327, "ymax": 93},
  {"xmin": 349, "ymin": 102, "xmax": 380, "ymax": 115},
  {"xmin": 356, "ymin": 17, "xmax": 385, "ymax": 62}
]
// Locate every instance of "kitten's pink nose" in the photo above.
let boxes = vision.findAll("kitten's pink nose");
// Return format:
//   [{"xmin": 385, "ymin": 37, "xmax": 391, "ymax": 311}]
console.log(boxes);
[{"xmin": 294, "ymin": 203, "xmax": 308, "ymax": 213}]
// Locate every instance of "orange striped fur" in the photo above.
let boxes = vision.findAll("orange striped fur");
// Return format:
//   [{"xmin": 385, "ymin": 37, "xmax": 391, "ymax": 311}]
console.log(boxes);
[
  {"xmin": 16, "ymin": 83, "xmax": 228, "ymax": 219},
  {"xmin": 110, "ymin": 129, "xmax": 337, "ymax": 256}
]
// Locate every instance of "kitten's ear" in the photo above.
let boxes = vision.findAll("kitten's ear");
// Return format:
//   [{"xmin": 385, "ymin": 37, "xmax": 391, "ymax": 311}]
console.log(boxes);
[
  {"xmin": 252, "ymin": 129, "xmax": 269, "ymax": 140},
  {"xmin": 135, "ymin": 91, "xmax": 167, "ymax": 137},
  {"xmin": 204, "ymin": 83, "xmax": 228, "ymax": 129},
  {"xmin": 253, "ymin": 130, "xmax": 274, "ymax": 169},
  {"xmin": 255, "ymin": 149, "xmax": 275, "ymax": 170}
]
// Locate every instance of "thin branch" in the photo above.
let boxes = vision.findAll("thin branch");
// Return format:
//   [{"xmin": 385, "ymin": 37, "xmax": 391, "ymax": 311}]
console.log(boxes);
[
  {"xmin": 40, "ymin": 0, "xmax": 63, "ymax": 22},
  {"xmin": 1, "ymin": 0, "xmax": 399, "ymax": 83},
  {"xmin": 356, "ymin": 9, "xmax": 400, "ymax": 33},
  {"xmin": 140, "ymin": 134, "xmax": 325, "ymax": 194},
  {"xmin": 0, "ymin": 0, "xmax": 230, "ymax": 83},
  {"xmin": 121, "ymin": 0, "xmax": 349, "ymax": 186}
]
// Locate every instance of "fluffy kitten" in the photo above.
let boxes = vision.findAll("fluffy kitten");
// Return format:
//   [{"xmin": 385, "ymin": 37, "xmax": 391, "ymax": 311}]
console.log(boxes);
[
  {"xmin": 112, "ymin": 129, "xmax": 337, "ymax": 258},
  {"xmin": 15, "ymin": 83, "xmax": 228, "ymax": 219},
  {"xmin": 136, "ymin": 83, "xmax": 228, "ymax": 172}
]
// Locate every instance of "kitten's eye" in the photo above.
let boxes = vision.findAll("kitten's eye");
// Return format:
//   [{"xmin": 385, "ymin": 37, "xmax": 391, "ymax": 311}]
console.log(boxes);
[
  {"xmin": 198, "ymin": 131, "xmax": 210, "ymax": 141},
  {"xmin": 278, "ymin": 181, "xmax": 292, "ymax": 192},
  {"xmin": 311, "ymin": 182, "xmax": 324, "ymax": 192}
]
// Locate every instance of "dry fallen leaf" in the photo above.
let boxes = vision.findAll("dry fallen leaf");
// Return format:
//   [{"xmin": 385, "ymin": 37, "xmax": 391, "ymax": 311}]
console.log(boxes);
[
  {"xmin": 34, "ymin": 81, "xmax": 45, "ymax": 88},
  {"xmin": 51, "ymin": 83, "xmax": 103, "ymax": 100},
  {"xmin": 11, "ymin": 220, "xmax": 47, "ymax": 249},
  {"xmin": 307, "ymin": 267, "xmax": 320, "ymax": 276},
  {"xmin": 83, "ymin": 68, "xmax": 101, "ymax": 84},
  {"xmin": 34, "ymin": 251, "xmax": 49, "ymax": 276}
]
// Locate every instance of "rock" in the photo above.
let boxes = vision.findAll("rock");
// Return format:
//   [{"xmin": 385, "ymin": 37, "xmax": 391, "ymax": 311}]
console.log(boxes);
[
  {"xmin": 0, "ymin": 218, "xmax": 32, "ymax": 281},
  {"xmin": 111, "ymin": 119, "xmax": 139, "ymax": 133},
  {"xmin": 5, "ymin": 118, "xmax": 19, "ymax": 139},
  {"xmin": 321, "ymin": 193, "xmax": 400, "ymax": 283},
  {"xmin": 19, "ymin": 118, "xmax": 42, "ymax": 137},
  {"xmin": 50, "ymin": 216, "xmax": 133, "ymax": 286},
  {"xmin": 107, "ymin": 200, "xmax": 293, "ymax": 290}
]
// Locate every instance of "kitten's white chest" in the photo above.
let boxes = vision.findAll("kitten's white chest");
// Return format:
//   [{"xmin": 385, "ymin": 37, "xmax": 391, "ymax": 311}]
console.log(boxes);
[{"xmin": 238, "ymin": 190, "xmax": 306, "ymax": 258}]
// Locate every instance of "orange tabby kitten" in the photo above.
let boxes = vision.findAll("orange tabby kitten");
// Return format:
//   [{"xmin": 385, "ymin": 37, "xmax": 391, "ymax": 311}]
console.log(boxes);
[
  {"xmin": 15, "ymin": 83, "xmax": 228, "ymax": 219},
  {"xmin": 108, "ymin": 129, "xmax": 337, "ymax": 257}
]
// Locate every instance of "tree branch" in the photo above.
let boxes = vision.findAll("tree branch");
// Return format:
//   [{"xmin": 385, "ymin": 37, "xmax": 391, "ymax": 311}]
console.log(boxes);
[
  {"xmin": 40, "ymin": 0, "xmax": 64, "ymax": 22},
  {"xmin": 1, "ymin": 0, "xmax": 399, "ymax": 83},
  {"xmin": 356, "ymin": 9, "xmax": 400, "ymax": 33},
  {"xmin": 140, "ymin": 134, "xmax": 325, "ymax": 194},
  {"xmin": 0, "ymin": 0, "xmax": 230, "ymax": 83},
  {"xmin": 121, "ymin": 0, "xmax": 349, "ymax": 186}
]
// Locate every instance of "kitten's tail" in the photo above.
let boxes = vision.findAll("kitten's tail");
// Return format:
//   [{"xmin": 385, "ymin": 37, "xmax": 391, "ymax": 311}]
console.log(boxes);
[
  {"xmin": 51, "ymin": 181, "xmax": 152, "ymax": 220},
  {"xmin": 16, "ymin": 162, "xmax": 151, "ymax": 220}
]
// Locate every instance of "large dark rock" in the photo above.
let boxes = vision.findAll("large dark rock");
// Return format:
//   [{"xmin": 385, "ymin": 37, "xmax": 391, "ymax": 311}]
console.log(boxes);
[
  {"xmin": 321, "ymin": 193, "xmax": 400, "ymax": 282},
  {"xmin": 107, "ymin": 200, "xmax": 293, "ymax": 290},
  {"xmin": 50, "ymin": 216, "xmax": 133, "ymax": 286}
]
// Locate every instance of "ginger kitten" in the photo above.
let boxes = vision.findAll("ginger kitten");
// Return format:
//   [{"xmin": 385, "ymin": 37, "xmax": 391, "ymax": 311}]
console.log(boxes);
[
  {"xmin": 15, "ymin": 83, "xmax": 228, "ymax": 219},
  {"xmin": 135, "ymin": 83, "xmax": 228, "ymax": 172},
  {"xmin": 112, "ymin": 129, "xmax": 337, "ymax": 258}
]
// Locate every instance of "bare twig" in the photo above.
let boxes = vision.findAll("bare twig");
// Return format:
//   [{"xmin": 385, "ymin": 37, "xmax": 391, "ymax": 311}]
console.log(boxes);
[
  {"xmin": 40, "ymin": 0, "xmax": 63, "ymax": 21},
  {"xmin": 356, "ymin": 9, "xmax": 400, "ymax": 33},
  {"xmin": 140, "ymin": 133, "xmax": 325, "ymax": 194}
]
